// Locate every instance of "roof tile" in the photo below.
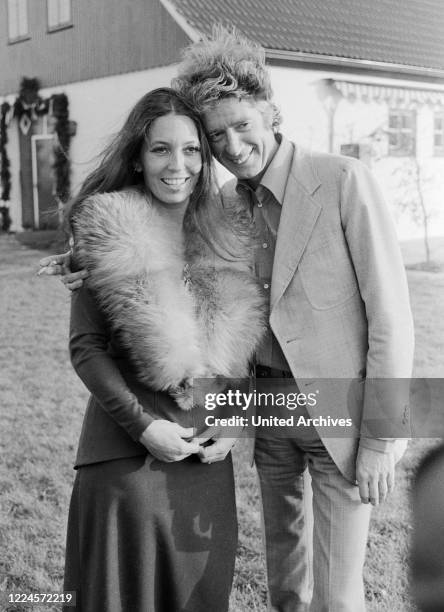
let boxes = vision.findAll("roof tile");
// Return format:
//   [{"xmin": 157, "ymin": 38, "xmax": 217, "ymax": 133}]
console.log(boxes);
[{"xmin": 171, "ymin": 0, "xmax": 444, "ymax": 71}]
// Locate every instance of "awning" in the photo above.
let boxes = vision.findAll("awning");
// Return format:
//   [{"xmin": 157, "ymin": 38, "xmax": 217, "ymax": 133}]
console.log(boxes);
[{"xmin": 331, "ymin": 80, "xmax": 444, "ymax": 108}]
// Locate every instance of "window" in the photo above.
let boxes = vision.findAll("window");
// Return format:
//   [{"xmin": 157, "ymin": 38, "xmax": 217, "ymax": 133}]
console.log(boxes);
[
  {"xmin": 7, "ymin": 0, "xmax": 29, "ymax": 42},
  {"xmin": 47, "ymin": 0, "xmax": 72, "ymax": 31},
  {"xmin": 388, "ymin": 109, "xmax": 416, "ymax": 156},
  {"xmin": 434, "ymin": 112, "xmax": 444, "ymax": 156}
]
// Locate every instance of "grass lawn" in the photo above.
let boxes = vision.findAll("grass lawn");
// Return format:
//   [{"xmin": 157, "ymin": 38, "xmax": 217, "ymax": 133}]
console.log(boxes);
[{"xmin": 1, "ymin": 232, "xmax": 443, "ymax": 611}]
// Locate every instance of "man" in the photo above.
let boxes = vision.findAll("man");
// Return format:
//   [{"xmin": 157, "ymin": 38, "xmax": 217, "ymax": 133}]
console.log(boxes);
[
  {"xmin": 171, "ymin": 28, "xmax": 414, "ymax": 612},
  {"xmin": 40, "ymin": 28, "xmax": 414, "ymax": 612}
]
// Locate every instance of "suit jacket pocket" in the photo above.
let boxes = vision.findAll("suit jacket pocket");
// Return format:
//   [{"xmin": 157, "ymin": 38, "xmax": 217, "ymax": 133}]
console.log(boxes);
[{"xmin": 298, "ymin": 236, "xmax": 359, "ymax": 310}]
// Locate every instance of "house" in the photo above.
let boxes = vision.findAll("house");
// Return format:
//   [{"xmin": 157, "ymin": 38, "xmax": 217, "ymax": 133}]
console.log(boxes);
[{"xmin": 1, "ymin": 0, "xmax": 444, "ymax": 239}]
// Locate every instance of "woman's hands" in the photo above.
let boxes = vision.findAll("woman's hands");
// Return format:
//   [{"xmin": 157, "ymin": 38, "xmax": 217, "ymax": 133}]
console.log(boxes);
[
  {"xmin": 138, "ymin": 421, "xmax": 243, "ymax": 464},
  {"xmin": 192, "ymin": 424, "xmax": 244, "ymax": 464},
  {"xmin": 198, "ymin": 437, "xmax": 238, "ymax": 463},
  {"xmin": 139, "ymin": 420, "xmax": 200, "ymax": 462},
  {"xmin": 38, "ymin": 252, "xmax": 88, "ymax": 290}
]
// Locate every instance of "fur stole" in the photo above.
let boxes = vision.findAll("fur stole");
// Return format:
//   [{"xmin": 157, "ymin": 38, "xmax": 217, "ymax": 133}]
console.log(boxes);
[{"xmin": 72, "ymin": 189, "xmax": 266, "ymax": 409}]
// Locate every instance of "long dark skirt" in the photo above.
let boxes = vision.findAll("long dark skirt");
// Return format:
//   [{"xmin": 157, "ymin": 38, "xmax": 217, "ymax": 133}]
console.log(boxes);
[{"xmin": 63, "ymin": 453, "xmax": 237, "ymax": 612}]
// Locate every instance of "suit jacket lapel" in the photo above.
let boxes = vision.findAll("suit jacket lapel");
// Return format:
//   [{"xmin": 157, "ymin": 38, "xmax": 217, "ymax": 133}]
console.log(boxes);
[{"xmin": 270, "ymin": 147, "xmax": 322, "ymax": 311}]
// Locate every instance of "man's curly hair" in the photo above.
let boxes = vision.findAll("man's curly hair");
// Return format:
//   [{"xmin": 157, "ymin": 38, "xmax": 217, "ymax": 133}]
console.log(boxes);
[{"xmin": 173, "ymin": 25, "xmax": 282, "ymax": 130}]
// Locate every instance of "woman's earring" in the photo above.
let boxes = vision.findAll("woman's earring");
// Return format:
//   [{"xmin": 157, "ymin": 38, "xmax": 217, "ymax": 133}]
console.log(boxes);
[{"xmin": 133, "ymin": 162, "xmax": 142, "ymax": 173}]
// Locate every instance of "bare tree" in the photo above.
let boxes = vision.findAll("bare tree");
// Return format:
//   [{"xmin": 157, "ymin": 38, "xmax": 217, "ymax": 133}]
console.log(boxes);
[{"xmin": 393, "ymin": 158, "xmax": 436, "ymax": 266}]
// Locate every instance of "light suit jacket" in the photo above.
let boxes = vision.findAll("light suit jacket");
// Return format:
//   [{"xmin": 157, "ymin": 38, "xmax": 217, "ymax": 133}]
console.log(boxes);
[{"xmin": 227, "ymin": 142, "xmax": 415, "ymax": 482}]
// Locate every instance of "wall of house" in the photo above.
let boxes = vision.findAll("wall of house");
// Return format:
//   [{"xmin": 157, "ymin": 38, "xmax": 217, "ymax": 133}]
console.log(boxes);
[
  {"xmin": 268, "ymin": 65, "xmax": 444, "ymax": 240},
  {"xmin": 0, "ymin": 0, "xmax": 190, "ymax": 95}
]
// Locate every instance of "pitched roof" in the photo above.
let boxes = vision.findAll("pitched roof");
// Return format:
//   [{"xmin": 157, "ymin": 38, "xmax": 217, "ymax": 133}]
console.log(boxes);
[{"xmin": 168, "ymin": 0, "xmax": 444, "ymax": 74}]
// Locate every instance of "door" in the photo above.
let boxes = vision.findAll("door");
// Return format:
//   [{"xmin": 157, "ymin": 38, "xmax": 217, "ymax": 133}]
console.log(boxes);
[{"xmin": 31, "ymin": 135, "xmax": 58, "ymax": 229}]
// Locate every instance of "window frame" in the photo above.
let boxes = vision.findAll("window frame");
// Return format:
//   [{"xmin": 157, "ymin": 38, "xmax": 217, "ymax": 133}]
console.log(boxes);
[
  {"xmin": 7, "ymin": 0, "xmax": 30, "ymax": 44},
  {"xmin": 433, "ymin": 111, "xmax": 444, "ymax": 157},
  {"xmin": 387, "ymin": 108, "xmax": 417, "ymax": 157},
  {"xmin": 46, "ymin": 0, "xmax": 72, "ymax": 33}
]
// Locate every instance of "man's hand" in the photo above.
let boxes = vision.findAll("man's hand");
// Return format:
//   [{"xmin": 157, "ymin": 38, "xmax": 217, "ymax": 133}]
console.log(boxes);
[
  {"xmin": 60, "ymin": 269, "xmax": 89, "ymax": 291},
  {"xmin": 139, "ymin": 420, "xmax": 200, "ymax": 462},
  {"xmin": 356, "ymin": 445, "xmax": 395, "ymax": 506},
  {"xmin": 193, "ymin": 424, "xmax": 243, "ymax": 464},
  {"xmin": 38, "ymin": 252, "xmax": 71, "ymax": 276},
  {"xmin": 38, "ymin": 252, "xmax": 88, "ymax": 290}
]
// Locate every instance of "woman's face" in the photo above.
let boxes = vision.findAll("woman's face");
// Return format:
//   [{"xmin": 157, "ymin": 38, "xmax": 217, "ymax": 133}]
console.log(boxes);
[{"xmin": 140, "ymin": 113, "xmax": 202, "ymax": 208}]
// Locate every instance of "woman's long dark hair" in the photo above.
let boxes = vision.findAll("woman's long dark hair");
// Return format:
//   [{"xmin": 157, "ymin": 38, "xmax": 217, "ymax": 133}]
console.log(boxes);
[{"xmin": 68, "ymin": 87, "xmax": 243, "ymax": 258}]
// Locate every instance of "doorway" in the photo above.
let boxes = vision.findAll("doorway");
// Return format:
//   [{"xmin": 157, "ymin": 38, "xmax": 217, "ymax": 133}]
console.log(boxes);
[{"xmin": 31, "ymin": 134, "xmax": 58, "ymax": 229}]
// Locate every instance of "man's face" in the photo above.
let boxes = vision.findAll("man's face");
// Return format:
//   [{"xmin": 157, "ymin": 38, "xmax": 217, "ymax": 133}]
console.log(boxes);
[{"xmin": 202, "ymin": 97, "xmax": 278, "ymax": 181}]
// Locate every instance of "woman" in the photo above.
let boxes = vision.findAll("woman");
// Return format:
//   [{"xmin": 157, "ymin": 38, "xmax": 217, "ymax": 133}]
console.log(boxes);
[{"xmin": 59, "ymin": 88, "xmax": 265, "ymax": 612}]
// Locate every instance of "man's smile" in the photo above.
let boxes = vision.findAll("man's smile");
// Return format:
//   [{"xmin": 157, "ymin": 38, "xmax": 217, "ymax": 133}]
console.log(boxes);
[{"xmin": 225, "ymin": 148, "xmax": 254, "ymax": 166}]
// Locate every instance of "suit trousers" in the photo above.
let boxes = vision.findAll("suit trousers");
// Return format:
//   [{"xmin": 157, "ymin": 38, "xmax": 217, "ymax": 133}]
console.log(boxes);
[{"xmin": 254, "ymin": 424, "xmax": 372, "ymax": 612}]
